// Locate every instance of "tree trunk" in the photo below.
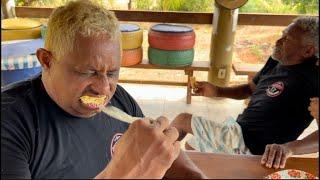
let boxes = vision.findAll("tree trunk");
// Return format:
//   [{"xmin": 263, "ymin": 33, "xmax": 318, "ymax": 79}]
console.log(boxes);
[{"xmin": 128, "ymin": 0, "xmax": 132, "ymax": 10}]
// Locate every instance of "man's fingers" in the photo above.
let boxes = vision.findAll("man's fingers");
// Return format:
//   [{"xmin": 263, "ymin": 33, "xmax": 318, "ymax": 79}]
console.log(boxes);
[
  {"xmin": 191, "ymin": 92, "xmax": 203, "ymax": 96},
  {"xmin": 172, "ymin": 141, "xmax": 181, "ymax": 160},
  {"xmin": 280, "ymin": 152, "xmax": 288, "ymax": 168},
  {"xmin": 261, "ymin": 145, "xmax": 270, "ymax": 164},
  {"xmin": 273, "ymin": 149, "xmax": 282, "ymax": 169},
  {"xmin": 310, "ymin": 100, "xmax": 317, "ymax": 106},
  {"xmin": 266, "ymin": 146, "xmax": 277, "ymax": 168},
  {"xmin": 193, "ymin": 86, "xmax": 205, "ymax": 96},
  {"xmin": 191, "ymin": 93, "xmax": 199, "ymax": 96},
  {"xmin": 163, "ymin": 127, "xmax": 179, "ymax": 143},
  {"xmin": 195, "ymin": 81, "xmax": 205, "ymax": 88},
  {"xmin": 155, "ymin": 116, "xmax": 170, "ymax": 131}
]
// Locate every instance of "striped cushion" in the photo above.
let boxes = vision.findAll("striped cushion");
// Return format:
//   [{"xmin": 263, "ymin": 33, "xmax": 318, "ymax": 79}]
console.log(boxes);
[{"xmin": 1, "ymin": 55, "xmax": 41, "ymax": 70}]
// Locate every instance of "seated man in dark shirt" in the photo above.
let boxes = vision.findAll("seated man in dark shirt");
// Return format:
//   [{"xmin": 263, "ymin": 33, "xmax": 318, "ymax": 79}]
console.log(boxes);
[
  {"xmin": 1, "ymin": 0, "xmax": 205, "ymax": 179},
  {"xmin": 171, "ymin": 16, "xmax": 319, "ymax": 169}
]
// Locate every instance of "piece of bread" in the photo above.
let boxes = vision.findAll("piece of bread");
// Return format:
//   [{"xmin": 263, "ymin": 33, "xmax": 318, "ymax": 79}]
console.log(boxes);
[{"xmin": 80, "ymin": 95, "xmax": 106, "ymax": 106}]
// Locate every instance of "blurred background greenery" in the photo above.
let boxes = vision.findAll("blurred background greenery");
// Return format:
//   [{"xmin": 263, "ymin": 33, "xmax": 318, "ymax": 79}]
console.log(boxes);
[{"xmin": 15, "ymin": 0, "xmax": 319, "ymax": 15}]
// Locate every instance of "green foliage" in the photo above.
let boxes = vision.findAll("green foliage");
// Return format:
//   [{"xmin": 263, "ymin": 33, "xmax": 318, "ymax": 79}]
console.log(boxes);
[
  {"xmin": 155, "ymin": 0, "xmax": 183, "ymax": 11},
  {"xmin": 14, "ymin": 0, "xmax": 318, "ymax": 15},
  {"xmin": 14, "ymin": 0, "xmax": 110, "ymax": 7},
  {"xmin": 134, "ymin": 0, "xmax": 153, "ymax": 10},
  {"xmin": 134, "ymin": 0, "xmax": 213, "ymax": 12},
  {"xmin": 239, "ymin": 0, "xmax": 318, "ymax": 15},
  {"xmin": 179, "ymin": 0, "xmax": 213, "ymax": 12},
  {"xmin": 282, "ymin": 0, "xmax": 319, "ymax": 14}
]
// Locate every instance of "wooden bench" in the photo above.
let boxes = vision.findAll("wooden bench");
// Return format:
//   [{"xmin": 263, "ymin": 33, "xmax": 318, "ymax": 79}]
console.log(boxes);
[
  {"xmin": 232, "ymin": 62, "xmax": 264, "ymax": 81},
  {"xmin": 119, "ymin": 61, "xmax": 264, "ymax": 104},
  {"xmin": 119, "ymin": 59, "xmax": 210, "ymax": 104}
]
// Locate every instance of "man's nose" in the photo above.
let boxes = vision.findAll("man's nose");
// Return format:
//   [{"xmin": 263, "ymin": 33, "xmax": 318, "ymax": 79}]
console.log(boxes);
[
  {"xmin": 90, "ymin": 74, "xmax": 110, "ymax": 95},
  {"xmin": 276, "ymin": 37, "xmax": 284, "ymax": 45}
]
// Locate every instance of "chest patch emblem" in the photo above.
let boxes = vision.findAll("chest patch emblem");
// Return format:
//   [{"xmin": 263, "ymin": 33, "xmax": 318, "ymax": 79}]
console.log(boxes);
[
  {"xmin": 266, "ymin": 81, "xmax": 284, "ymax": 97},
  {"xmin": 110, "ymin": 133, "xmax": 123, "ymax": 157}
]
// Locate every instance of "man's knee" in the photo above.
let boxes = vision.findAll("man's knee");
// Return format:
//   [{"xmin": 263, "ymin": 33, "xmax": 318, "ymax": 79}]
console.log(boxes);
[
  {"xmin": 170, "ymin": 113, "xmax": 193, "ymax": 141},
  {"xmin": 171, "ymin": 113, "xmax": 192, "ymax": 133},
  {"xmin": 185, "ymin": 142, "xmax": 195, "ymax": 150}
]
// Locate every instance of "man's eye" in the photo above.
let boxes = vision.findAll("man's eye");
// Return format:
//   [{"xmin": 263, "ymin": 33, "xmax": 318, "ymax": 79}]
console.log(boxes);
[
  {"xmin": 107, "ymin": 71, "xmax": 119, "ymax": 77},
  {"xmin": 80, "ymin": 71, "xmax": 95, "ymax": 75}
]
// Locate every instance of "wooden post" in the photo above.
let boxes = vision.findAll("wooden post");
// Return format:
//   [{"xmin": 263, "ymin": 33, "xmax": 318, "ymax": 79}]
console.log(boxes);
[
  {"xmin": 128, "ymin": 0, "xmax": 132, "ymax": 10},
  {"xmin": 1, "ymin": 0, "xmax": 15, "ymax": 19},
  {"xmin": 208, "ymin": 0, "xmax": 248, "ymax": 86},
  {"xmin": 185, "ymin": 69, "xmax": 194, "ymax": 104}
]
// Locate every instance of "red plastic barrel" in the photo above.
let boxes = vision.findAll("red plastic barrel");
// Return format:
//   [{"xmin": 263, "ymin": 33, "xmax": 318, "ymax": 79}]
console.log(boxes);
[{"xmin": 148, "ymin": 24, "xmax": 195, "ymax": 51}]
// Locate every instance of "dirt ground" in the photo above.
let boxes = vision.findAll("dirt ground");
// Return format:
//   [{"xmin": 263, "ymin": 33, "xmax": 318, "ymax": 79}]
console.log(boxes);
[{"xmin": 119, "ymin": 22, "xmax": 285, "ymax": 86}]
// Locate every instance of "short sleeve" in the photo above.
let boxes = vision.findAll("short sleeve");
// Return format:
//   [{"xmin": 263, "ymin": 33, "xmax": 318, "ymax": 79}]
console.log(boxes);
[
  {"xmin": 252, "ymin": 57, "xmax": 279, "ymax": 85},
  {"xmin": 252, "ymin": 71, "xmax": 262, "ymax": 85},
  {"xmin": 110, "ymin": 85, "xmax": 145, "ymax": 118},
  {"xmin": 308, "ymin": 66, "xmax": 319, "ymax": 97},
  {"xmin": 1, "ymin": 104, "xmax": 32, "ymax": 179}
]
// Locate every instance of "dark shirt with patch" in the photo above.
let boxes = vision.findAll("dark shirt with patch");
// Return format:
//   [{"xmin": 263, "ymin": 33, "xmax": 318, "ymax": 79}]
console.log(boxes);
[
  {"xmin": 1, "ymin": 74, "xmax": 144, "ymax": 179},
  {"xmin": 237, "ymin": 57, "xmax": 319, "ymax": 155}
]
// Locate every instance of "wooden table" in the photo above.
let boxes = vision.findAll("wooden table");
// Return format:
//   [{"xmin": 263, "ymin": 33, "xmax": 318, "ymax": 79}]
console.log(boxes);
[{"xmin": 187, "ymin": 151, "xmax": 319, "ymax": 179}]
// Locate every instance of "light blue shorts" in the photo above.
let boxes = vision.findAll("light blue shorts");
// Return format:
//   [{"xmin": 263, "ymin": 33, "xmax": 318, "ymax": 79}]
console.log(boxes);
[{"xmin": 187, "ymin": 115, "xmax": 251, "ymax": 155}]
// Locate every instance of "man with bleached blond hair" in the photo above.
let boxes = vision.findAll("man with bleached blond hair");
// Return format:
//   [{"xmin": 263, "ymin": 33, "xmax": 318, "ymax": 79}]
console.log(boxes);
[{"xmin": 1, "ymin": 0, "xmax": 206, "ymax": 179}]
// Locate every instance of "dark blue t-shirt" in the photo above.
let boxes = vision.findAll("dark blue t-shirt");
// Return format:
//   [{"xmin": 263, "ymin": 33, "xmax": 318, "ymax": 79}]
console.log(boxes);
[
  {"xmin": 1, "ymin": 74, "xmax": 144, "ymax": 179},
  {"xmin": 237, "ymin": 57, "xmax": 319, "ymax": 155}
]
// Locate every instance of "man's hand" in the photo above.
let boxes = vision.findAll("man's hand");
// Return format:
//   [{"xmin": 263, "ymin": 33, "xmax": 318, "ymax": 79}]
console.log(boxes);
[
  {"xmin": 261, "ymin": 144, "xmax": 293, "ymax": 169},
  {"xmin": 192, "ymin": 81, "xmax": 219, "ymax": 97},
  {"xmin": 96, "ymin": 116, "xmax": 180, "ymax": 179},
  {"xmin": 309, "ymin": 97, "xmax": 319, "ymax": 120}
]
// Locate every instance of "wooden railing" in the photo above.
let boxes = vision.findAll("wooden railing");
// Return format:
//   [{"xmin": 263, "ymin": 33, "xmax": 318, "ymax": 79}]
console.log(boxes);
[{"xmin": 14, "ymin": 6, "xmax": 318, "ymax": 26}]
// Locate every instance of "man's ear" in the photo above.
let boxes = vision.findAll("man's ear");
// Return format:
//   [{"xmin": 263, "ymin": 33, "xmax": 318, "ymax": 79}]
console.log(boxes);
[
  {"xmin": 36, "ymin": 48, "xmax": 53, "ymax": 70},
  {"xmin": 302, "ymin": 45, "xmax": 315, "ymax": 59}
]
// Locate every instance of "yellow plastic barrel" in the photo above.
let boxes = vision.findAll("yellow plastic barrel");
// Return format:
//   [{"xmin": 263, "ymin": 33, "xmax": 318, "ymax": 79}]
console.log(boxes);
[
  {"xmin": 120, "ymin": 23, "xmax": 143, "ymax": 50},
  {"xmin": 1, "ymin": 18, "xmax": 42, "ymax": 41}
]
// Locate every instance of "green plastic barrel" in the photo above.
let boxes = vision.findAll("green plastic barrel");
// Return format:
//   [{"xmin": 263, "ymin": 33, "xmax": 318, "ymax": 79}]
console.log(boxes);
[{"xmin": 148, "ymin": 47, "xmax": 194, "ymax": 67}]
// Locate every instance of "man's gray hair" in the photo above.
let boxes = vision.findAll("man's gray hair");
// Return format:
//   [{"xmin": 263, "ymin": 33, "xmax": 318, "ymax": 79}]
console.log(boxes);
[{"xmin": 293, "ymin": 16, "xmax": 319, "ymax": 58}]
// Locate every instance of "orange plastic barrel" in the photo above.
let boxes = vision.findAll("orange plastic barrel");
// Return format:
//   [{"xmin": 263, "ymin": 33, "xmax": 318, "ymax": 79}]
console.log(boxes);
[
  {"xmin": 148, "ymin": 24, "xmax": 195, "ymax": 51},
  {"xmin": 121, "ymin": 47, "xmax": 143, "ymax": 67}
]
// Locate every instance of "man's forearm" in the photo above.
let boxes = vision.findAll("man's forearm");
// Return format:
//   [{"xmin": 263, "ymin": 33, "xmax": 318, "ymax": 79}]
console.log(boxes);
[
  {"xmin": 164, "ymin": 150, "xmax": 206, "ymax": 179},
  {"xmin": 217, "ymin": 84, "xmax": 253, "ymax": 100},
  {"xmin": 286, "ymin": 131, "xmax": 319, "ymax": 155}
]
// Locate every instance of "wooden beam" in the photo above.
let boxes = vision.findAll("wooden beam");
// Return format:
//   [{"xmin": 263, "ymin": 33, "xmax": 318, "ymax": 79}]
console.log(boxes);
[
  {"xmin": 114, "ymin": 10, "xmax": 212, "ymax": 24},
  {"xmin": 118, "ymin": 79, "xmax": 187, "ymax": 86},
  {"xmin": 15, "ymin": 6, "xmax": 53, "ymax": 18},
  {"xmin": 120, "ymin": 60, "xmax": 210, "ymax": 71},
  {"xmin": 239, "ymin": 13, "xmax": 304, "ymax": 26},
  {"xmin": 15, "ymin": 7, "xmax": 318, "ymax": 26}
]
